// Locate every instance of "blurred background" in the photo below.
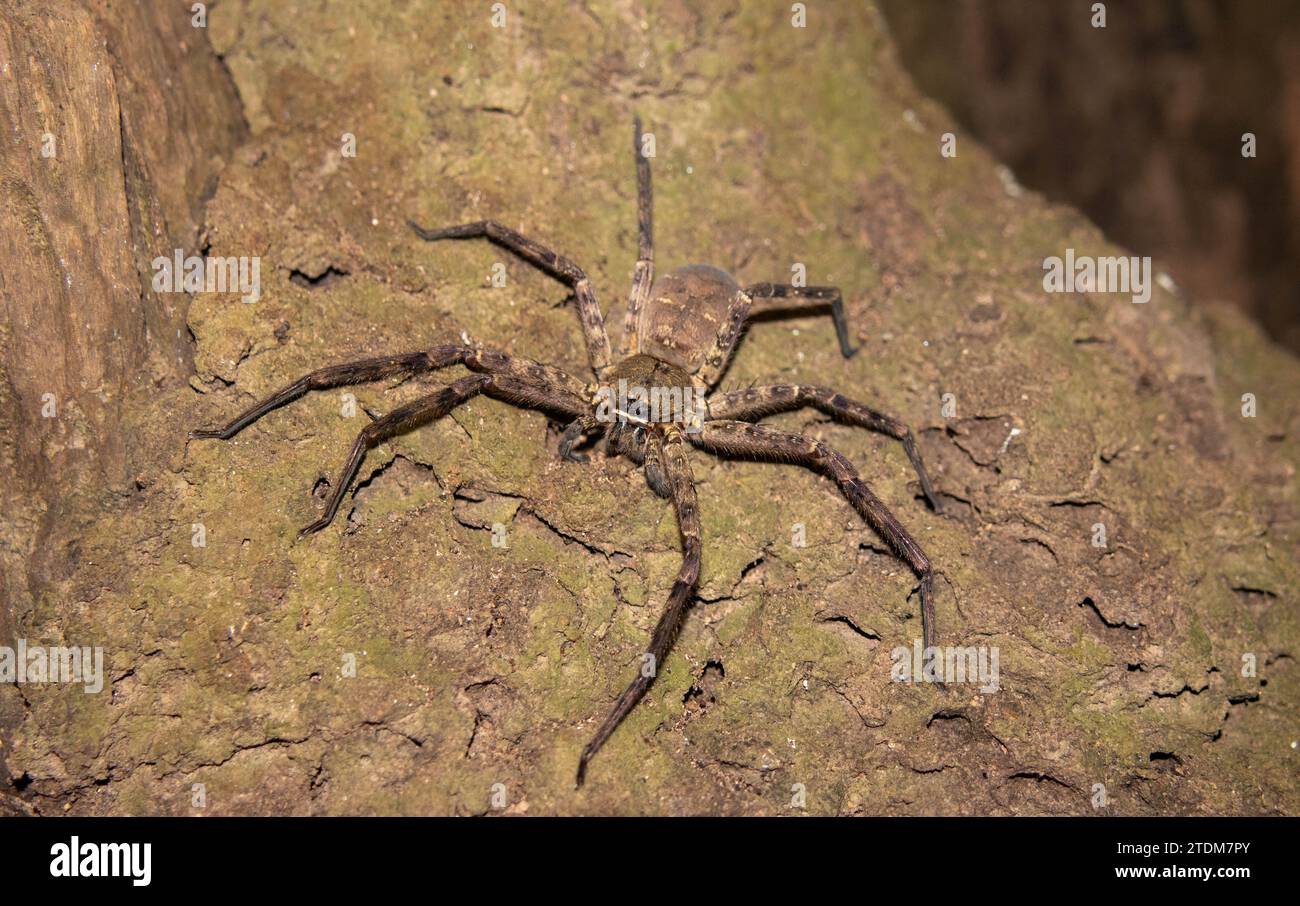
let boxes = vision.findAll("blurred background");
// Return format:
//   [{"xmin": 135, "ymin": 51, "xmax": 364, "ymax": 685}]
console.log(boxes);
[{"xmin": 881, "ymin": 0, "xmax": 1300, "ymax": 352}]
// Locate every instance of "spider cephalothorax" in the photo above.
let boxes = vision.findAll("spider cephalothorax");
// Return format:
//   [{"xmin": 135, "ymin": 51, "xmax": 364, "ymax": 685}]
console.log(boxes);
[{"xmin": 191, "ymin": 118, "xmax": 944, "ymax": 786}]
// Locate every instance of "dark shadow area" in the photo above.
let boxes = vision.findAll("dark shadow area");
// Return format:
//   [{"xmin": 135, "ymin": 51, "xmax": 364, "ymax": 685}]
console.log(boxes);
[{"xmin": 881, "ymin": 0, "xmax": 1300, "ymax": 352}]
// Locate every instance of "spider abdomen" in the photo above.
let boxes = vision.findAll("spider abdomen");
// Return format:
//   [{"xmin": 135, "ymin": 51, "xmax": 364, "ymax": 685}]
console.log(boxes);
[{"xmin": 637, "ymin": 264, "xmax": 741, "ymax": 373}]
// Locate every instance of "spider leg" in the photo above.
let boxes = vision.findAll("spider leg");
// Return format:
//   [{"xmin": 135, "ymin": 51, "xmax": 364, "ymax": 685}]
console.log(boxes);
[
  {"xmin": 299, "ymin": 374, "xmax": 491, "ymax": 538},
  {"xmin": 463, "ymin": 346, "xmax": 592, "ymax": 403},
  {"xmin": 689, "ymin": 419, "xmax": 938, "ymax": 651},
  {"xmin": 707, "ymin": 385, "xmax": 942, "ymax": 512},
  {"xmin": 620, "ymin": 115, "xmax": 654, "ymax": 358},
  {"xmin": 190, "ymin": 344, "xmax": 590, "ymax": 441},
  {"xmin": 408, "ymin": 218, "xmax": 613, "ymax": 378},
  {"xmin": 686, "ymin": 286, "xmax": 752, "ymax": 390},
  {"xmin": 558, "ymin": 414, "xmax": 602, "ymax": 463},
  {"xmin": 188, "ymin": 348, "xmax": 466, "ymax": 440},
  {"xmin": 577, "ymin": 424, "xmax": 700, "ymax": 786},
  {"xmin": 298, "ymin": 361, "xmax": 589, "ymax": 539},
  {"xmin": 192, "ymin": 340, "xmax": 590, "ymax": 537},
  {"xmin": 479, "ymin": 373, "xmax": 590, "ymax": 420},
  {"xmin": 693, "ymin": 283, "xmax": 857, "ymax": 389},
  {"xmin": 599, "ymin": 420, "xmax": 669, "ymax": 496},
  {"xmin": 744, "ymin": 283, "xmax": 858, "ymax": 359},
  {"xmin": 642, "ymin": 432, "xmax": 671, "ymax": 498}
]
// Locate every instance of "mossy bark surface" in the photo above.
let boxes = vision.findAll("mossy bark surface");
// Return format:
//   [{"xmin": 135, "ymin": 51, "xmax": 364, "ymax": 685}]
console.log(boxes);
[{"xmin": 2, "ymin": 0, "xmax": 1297, "ymax": 815}]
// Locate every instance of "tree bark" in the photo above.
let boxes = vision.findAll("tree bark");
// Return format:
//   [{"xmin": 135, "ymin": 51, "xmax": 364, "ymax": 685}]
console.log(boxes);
[{"xmin": 1, "ymin": 0, "xmax": 1295, "ymax": 816}]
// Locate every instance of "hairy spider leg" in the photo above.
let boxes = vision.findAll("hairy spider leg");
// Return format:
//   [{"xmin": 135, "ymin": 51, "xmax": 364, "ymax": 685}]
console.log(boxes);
[
  {"xmin": 558, "ymin": 413, "xmax": 602, "ymax": 463},
  {"xmin": 693, "ymin": 288, "xmax": 755, "ymax": 389},
  {"xmin": 744, "ymin": 283, "xmax": 858, "ymax": 359},
  {"xmin": 298, "ymin": 374, "xmax": 491, "ymax": 538},
  {"xmin": 708, "ymin": 384, "xmax": 942, "ymax": 512},
  {"xmin": 620, "ymin": 115, "xmax": 655, "ymax": 359},
  {"xmin": 190, "ymin": 343, "xmax": 590, "ymax": 536},
  {"xmin": 188, "ymin": 349, "xmax": 457, "ymax": 441},
  {"xmin": 641, "ymin": 431, "xmax": 671, "ymax": 498},
  {"xmin": 408, "ymin": 218, "xmax": 613, "ymax": 378},
  {"xmin": 190, "ymin": 344, "xmax": 588, "ymax": 441},
  {"xmin": 691, "ymin": 283, "xmax": 857, "ymax": 390},
  {"xmin": 689, "ymin": 419, "xmax": 938, "ymax": 650},
  {"xmin": 298, "ymin": 366, "xmax": 589, "ymax": 540},
  {"xmin": 559, "ymin": 116, "xmax": 655, "ymax": 449},
  {"xmin": 577, "ymin": 424, "xmax": 701, "ymax": 786}
]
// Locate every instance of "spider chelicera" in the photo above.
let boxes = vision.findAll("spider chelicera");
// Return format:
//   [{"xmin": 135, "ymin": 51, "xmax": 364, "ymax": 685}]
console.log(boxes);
[{"xmin": 190, "ymin": 117, "xmax": 944, "ymax": 786}]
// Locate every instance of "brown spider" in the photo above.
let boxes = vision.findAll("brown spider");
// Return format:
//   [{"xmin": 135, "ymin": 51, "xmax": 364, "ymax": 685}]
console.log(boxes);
[{"xmin": 190, "ymin": 118, "xmax": 944, "ymax": 786}]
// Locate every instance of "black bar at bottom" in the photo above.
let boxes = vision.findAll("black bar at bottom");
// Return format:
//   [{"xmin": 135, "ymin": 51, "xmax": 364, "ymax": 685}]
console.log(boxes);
[{"xmin": 0, "ymin": 815, "xmax": 1284, "ymax": 892}]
